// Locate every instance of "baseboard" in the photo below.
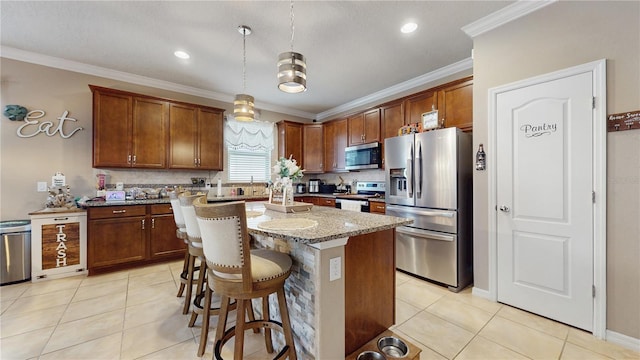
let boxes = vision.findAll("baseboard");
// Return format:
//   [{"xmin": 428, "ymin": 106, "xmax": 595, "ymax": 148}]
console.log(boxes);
[
  {"xmin": 606, "ymin": 330, "xmax": 640, "ymax": 352},
  {"xmin": 472, "ymin": 286, "xmax": 491, "ymax": 300}
]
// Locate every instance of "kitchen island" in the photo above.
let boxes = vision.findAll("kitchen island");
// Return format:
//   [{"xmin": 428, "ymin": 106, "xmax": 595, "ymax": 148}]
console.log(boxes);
[{"xmin": 242, "ymin": 201, "xmax": 411, "ymax": 359}]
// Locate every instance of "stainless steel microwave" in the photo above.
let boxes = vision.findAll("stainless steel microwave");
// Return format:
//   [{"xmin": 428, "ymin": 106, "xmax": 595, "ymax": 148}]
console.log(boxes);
[{"xmin": 345, "ymin": 142, "xmax": 382, "ymax": 170}]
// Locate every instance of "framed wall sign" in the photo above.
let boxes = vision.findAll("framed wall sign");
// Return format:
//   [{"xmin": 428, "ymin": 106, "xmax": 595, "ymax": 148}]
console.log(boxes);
[{"xmin": 422, "ymin": 110, "xmax": 439, "ymax": 131}]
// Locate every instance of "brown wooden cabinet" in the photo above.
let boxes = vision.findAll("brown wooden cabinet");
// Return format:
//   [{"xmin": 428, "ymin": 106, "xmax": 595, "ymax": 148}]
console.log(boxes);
[
  {"xmin": 404, "ymin": 90, "xmax": 438, "ymax": 125},
  {"xmin": 303, "ymin": 124, "xmax": 324, "ymax": 173},
  {"xmin": 88, "ymin": 204, "xmax": 184, "ymax": 274},
  {"xmin": 90, "ymin": 85, "xmax": 224, "ymax": 170},
  {"xmin": 347, "ymin": 108, "xmax": 381, "ymax": 146},
  {"xmin": 149, "ymin": 204, "xmax": 185, "ymax": 259},
  {"xmin": 437, "ymin": 78, "xmax": 473, "ymax": 132},
  {"xmin": 277, "ymin": 121, "xmax": 304, "ymax": 168},
  {"xmin": 316, "ymin": 197, "xmax": 336, "ymax": 207},
  {"xmin": 131, "ymin": 97, "xmax": 168, "ymax": 168},
  {"xmin": 169, "ymin": 104, "xmax": 223, "ymax": 170},
  {"xmin": 88, "ymin": 205, "xmax": 147, "ymax": 270},
  {"xmin": 380, "ymin": 101, "xmax": 404, "ymax": 168},
  {"xmin": 369, "ymin": 202, "xmax": 385, "ymax": 214},
  {"xmin": 91, "ymin": 86, "xmax": 168, "ymax": 168},
  {"xmin": 323, "ymin": 118, "xmax": 348, "ymax": 172}
]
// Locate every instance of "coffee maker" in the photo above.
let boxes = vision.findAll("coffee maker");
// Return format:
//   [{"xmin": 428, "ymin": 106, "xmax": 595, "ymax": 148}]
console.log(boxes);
[{"xmin": 308, "ymin": 179, "xmax": 320, "ymax": 193}]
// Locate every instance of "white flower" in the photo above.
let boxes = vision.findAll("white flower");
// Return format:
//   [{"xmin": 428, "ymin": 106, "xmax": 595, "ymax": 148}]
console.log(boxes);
[{"xmin": 272, "ymin": 156, "xmax": 304, "ymax": 189}]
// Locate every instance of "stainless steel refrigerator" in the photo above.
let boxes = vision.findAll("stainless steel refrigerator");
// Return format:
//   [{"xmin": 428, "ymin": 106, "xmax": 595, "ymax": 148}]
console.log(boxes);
[{"xmin": 385, "ymin": 127, "xmax": 472, "ymax": 292}]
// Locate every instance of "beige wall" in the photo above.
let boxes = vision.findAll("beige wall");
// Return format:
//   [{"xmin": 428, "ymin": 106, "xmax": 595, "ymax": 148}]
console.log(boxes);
[
  {"xmin": 0, "ymin": 58, "xmax": 309, "ymax": 220},
  {"xmin": 472, "ymin": 1, "xmax": 639, "ymax": 339}
]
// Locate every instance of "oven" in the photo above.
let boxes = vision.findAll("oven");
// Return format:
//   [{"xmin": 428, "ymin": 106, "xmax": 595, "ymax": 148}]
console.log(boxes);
[
  {"xmin": 334, "ymin": 181, "xmax": 385, "ymax": 212},
  {"xmin": 335, "ymin": 198, "xmax": 370, "ymax": 212}
]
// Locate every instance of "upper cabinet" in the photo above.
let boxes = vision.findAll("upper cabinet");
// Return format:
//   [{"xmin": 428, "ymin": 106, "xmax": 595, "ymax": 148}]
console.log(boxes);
[
  {"xmin": 404, "ymin": 91, "xmax": 438, "ymax": 126},
  {"xmin": 92, "ymin": 88, "xmax": 132, "ymax": 168},
  {"xmin": 380, "ymin": 101, "xmax": 404, "ymax": 168},
  {"xmin": 169, "ymin": 104, "xmax": 223, "ymax": 170},
  {"xmin": 303, "ymin": 124, "xmax": 324, "ymax": 173},
  {"xmin": 91, "ymin": 86, "xmax": 167, "ymax": 168},
  {"xmin": 277, "ymin": 121, "xmax": 304, "ymax": 168},
  {"xmin": 90, "ymin": 85, "xmax": 224, "ymax": 170},
  {"xmin": 348, "ymin": 108, "xmax": 380, "ymax": 146},
  {"xmin": 324, "ymin": 118, "xmax": 348, "ymax": 172},
  {"xmin": 437, "ymin": 78, "xmax": 473, "ymax": 132}
]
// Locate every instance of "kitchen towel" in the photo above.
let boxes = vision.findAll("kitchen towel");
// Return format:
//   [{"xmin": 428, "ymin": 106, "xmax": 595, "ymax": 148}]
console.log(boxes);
[{"xmin": 340, "ymin": 199, "xmax": 362, "ymax": 212}]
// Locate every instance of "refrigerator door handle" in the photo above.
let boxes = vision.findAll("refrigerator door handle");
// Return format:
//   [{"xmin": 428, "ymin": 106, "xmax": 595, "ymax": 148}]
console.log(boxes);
[
  {"xmin": 416, "ymin": 140, "xmax": 423, "ymax": 198},
  {"xmin": 396, "ymin": 226, "xmax": 455, "ymax": 242},
  {"xmin": 386, "ymin": 205, "xmax": 455, "ymax": 218},
  {"xmin": 407, "ymin": 141, "xmax": 414, "ymax": 198}
]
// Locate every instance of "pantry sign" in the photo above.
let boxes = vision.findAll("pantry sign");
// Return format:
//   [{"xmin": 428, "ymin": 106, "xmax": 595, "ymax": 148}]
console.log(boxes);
[{"xmin": 41, "ymin": 222, "xmax": 80, "ymax": 269}]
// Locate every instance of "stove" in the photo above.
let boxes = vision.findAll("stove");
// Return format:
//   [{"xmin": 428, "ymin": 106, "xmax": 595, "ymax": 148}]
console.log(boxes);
[{"xmin": 335, "ymin": 181, "xmax": 385, "ymax": 212}]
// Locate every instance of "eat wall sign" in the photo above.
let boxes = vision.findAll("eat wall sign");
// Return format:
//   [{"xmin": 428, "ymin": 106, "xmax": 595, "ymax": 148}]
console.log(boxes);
[{"xmin": 3, "ymin": 105, "xmax": 84, "ymax": 139}]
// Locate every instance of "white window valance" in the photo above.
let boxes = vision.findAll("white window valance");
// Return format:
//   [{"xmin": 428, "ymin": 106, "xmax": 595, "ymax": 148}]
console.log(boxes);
[{"xmin": 224, "ymin": 118, "xmax": 275, "ymax": 152}]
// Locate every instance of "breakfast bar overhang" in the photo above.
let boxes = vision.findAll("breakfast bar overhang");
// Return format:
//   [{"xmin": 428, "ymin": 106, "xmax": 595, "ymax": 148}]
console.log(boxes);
[{"xmin": 243, "ymin": 202, "xmax": 412, "ymax": 359}]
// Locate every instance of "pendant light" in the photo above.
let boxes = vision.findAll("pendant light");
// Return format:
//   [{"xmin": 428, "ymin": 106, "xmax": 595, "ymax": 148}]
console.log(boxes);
[
  {"xmin": 278, "ymin": 0, "xmax": 307, "ymax": 93},
  {"xmin": 234, "ymin": 25, "xmax": 255, "ymax": 122}
]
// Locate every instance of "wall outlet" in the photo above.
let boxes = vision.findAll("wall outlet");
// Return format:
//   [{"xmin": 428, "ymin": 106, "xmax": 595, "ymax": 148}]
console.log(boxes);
[
  {"xmin": 37, "ymin": 181, "xmax": 48, "ymax": 192},
  {"xmin": 329, "ymin": 257, "xmax": 341, "ymax": 281}
]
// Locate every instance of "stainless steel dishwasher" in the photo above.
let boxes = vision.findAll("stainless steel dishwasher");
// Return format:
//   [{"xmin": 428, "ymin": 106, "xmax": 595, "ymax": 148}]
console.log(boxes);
[{"xmin": 1, "ymin": 220, "xmax": 32, "ymax": 285}]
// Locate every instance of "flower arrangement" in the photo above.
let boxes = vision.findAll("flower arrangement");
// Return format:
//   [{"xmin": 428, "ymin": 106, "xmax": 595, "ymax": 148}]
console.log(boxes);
[
  {"xmin": 272, "ymin": 156, "xmax": 304, "ymax": 188},
  {"xmin": 270, "ymin": 156, "xmax": 304, "ymax": 205}
]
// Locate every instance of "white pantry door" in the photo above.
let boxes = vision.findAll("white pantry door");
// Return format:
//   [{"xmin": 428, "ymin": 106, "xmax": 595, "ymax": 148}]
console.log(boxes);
[{"xmin": 496, "ymin": 71, "xmax": 594, "ymax": 331}]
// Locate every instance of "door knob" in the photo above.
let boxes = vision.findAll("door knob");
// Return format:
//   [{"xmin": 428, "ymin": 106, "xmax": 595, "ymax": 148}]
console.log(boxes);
[{"xmin": 499, "ymin": 205, "xmax": 510, "ymax": 212}]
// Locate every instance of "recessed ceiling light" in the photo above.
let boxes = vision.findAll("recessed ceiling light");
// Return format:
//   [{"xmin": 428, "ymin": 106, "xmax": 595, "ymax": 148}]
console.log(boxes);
[
  {"xmin": 174, "ymin": 50, "xmax": 190, "ymax": 59},
  {"xmin": 401, "ymin": 22, "xmax": 418, "ymax": 34}
]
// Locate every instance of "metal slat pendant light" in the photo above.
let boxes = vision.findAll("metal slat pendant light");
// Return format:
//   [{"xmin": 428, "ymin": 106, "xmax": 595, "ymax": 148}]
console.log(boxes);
[
  {"xmin": 234, "ymin": 25, "xmax": 255, "ymax": 122},
  {"xmin": 278, "ymin": 0, "xmax": 307, "ymax": 93}
]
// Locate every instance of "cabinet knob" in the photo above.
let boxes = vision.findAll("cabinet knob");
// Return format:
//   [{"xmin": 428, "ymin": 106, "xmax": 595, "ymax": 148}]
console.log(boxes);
[
  {"xmin": 127, "ymin": 154, "xmax": 132, "ymax": 164},
  {"xmin": 132, "ymin": 155, "xmax": 137, "ymax": 164},
  {"xmin": 141, "ymin": 219, "xmax": 145, "ymax": 230},
  {"xmin": 151, "ymin": 218, "xmax": 155, "ymax": 229}
]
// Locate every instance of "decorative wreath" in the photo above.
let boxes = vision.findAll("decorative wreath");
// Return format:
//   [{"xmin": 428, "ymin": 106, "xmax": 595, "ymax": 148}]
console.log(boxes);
[{"xmin": 3, "ymin": 105, "xmax": 28, "ymax": 121}]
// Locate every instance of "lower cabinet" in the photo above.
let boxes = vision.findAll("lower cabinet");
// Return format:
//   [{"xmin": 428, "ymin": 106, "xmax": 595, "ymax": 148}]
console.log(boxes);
[
  {"xmin": 149, "ymin": 204, "xmax": 185, "ymax": 259},
  {"xmin": 370, "ymin": 202, "xmax": 385, "ymax": 214},
  {"xmin": 88, "ymin": 204, "xmax": 184, "ymax": 274},
  {"xmin": 297, "ymin": 196, "xmax": 336, "ymax": 207}
]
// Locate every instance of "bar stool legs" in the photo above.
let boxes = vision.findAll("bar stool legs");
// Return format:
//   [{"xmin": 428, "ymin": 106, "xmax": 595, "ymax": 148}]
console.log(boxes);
[
  {"xmin": 176, "ymin": 248, "xmax": 189, "ymax": 298},
  {"xmin": 213, "ymin": 293, "xmax": 297, "ymax": 360},
  {"xmin": 182, "ymin": 251, "xmax": 200, "ymax": 315}
]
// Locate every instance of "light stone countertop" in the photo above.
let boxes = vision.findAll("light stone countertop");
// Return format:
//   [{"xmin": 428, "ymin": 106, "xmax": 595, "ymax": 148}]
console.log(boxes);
[{"xmin": 243, "ymin": 201, "xmax": 411, "ymax": 244}]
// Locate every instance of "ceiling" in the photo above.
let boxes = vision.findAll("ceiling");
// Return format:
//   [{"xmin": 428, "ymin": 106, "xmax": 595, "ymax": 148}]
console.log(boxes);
[{"xmin": 0, "ymin": 1, "xmax": 514, "ymax": 120}]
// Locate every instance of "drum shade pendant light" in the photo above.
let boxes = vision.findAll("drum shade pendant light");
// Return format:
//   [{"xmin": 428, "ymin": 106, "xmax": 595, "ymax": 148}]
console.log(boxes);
[
  {"xmin": 234, "ymin": 25, "xmax": 255, "ymax": 122},
  {"xmin": 278, "ymin": 0, "xmax": 307, "ymax": 93}
]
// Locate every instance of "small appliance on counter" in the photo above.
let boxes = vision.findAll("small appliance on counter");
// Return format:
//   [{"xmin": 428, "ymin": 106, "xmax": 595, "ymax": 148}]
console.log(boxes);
[
  {"xmin": 319, "ymin": 184, "xmax": 337, "ymax": 194},
  {"xmin": 308, "ymin": 179, "xmax": 320, "ymax": 193},
  {"xmin": 296, "ymin": 183, "xmax": 307, "ymax": 194}
]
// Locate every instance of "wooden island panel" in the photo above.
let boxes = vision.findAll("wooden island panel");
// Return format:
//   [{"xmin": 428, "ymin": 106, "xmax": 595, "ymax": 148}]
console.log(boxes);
[{"xmin": 345, "ymin": 228, "xmax": 395, "ymax": 355}]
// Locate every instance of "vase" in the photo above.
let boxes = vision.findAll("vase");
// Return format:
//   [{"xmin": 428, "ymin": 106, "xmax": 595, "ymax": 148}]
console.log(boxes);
[{"xmin": 284, "ymin": 184, "xmax": 294, "ymax": 205}]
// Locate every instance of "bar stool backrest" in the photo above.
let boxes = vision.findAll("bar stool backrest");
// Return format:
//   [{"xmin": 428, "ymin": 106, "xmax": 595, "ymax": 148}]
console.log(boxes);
[
  {"xmin": 195, "ymin": 201, "xmax": 253, "ymax": 292},
  {"xmin": 169, "ymin": 190, "xmax": 188, "ymax": 230},
  {"xmin": 179, "ymin": 193, "xmax": 207, "ymax": 243}
]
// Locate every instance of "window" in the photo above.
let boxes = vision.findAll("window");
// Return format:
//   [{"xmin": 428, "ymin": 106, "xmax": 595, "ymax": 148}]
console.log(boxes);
[
  {"xmin": 224, "ymin": 118, "xmax": 275, "ymax": 183},
  {"xmin": 227, "ymin": 149, "xmax": 270, "ymax": 182}
]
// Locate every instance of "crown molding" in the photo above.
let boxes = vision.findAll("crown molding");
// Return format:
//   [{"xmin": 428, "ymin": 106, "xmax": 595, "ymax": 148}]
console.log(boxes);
[
  {"xmin": 0, "ymin": 46, "xmax": 316, "ymax": 120},
  {"xmin": 316, "ymin": 57, "xmax": 473, "ymax": 121},
  {"xmin": 462, "ymin": 0, "xmax": 557, "ymax": 38}
]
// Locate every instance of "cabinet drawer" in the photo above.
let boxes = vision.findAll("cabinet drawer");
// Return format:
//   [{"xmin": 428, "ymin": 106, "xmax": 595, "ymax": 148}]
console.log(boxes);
[
  {"xmin": 89, "ymin": 205, "xmax": 146, "ymax": 219},
  {"xmin": 151, "ymin": 203, "xmax": 173, "ymax": 215},
  {"xmin": 318, "ymin": 198, "xmax": 336, "ymax": 207},
  {"xmin": 370, "ymin": 202, "xmax": 386, "ymax": 214}
]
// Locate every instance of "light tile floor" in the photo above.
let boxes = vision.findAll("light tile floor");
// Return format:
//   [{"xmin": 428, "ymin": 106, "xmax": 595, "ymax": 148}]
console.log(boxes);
[{"xmin": 1, "ymin": 261, "xmax": 638, "ymax": 359}]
